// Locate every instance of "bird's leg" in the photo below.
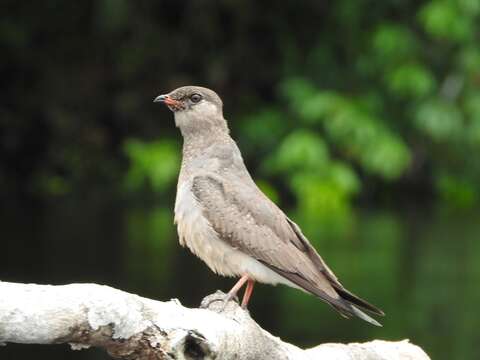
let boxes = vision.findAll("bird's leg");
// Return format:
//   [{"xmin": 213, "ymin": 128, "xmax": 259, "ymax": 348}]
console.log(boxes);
[
  {"xmin": 241, "ymin": 279, "xmax": 255, "ymax": 309},
  {"xmin": 222, "ymin": 274, "xmax": 249, "ymax": 309}
]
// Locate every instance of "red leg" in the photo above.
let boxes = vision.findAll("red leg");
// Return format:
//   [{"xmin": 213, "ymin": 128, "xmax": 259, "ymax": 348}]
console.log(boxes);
[
  {"xmin": 224, "ymin": 274, "xmax": 249, "ymax": 304},
  {"xmin": 241, "ymin": 279, "xmax": 255, "ymax": 308}
]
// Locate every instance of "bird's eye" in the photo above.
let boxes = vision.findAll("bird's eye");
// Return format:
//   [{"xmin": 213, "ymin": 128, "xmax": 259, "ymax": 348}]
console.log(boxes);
[{"xmin": 190, "ymin": 93, "xmax": 202, "ymax": 103}]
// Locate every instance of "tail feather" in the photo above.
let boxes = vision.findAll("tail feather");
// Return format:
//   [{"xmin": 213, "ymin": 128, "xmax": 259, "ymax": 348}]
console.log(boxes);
[
  {"xmin": 332, "ymin": 286, "xmax": 384, "ymax": 326},
  {"xmin": 330, "ymin": 301, "xmax": 382, "ymax": 327},
  {"xmin": 283, "ymin": 217, "xmax": 384, "ymax": 325},
  {"xmin": 262, "ymin": 263, "xmax": 384, "ymax": 326},
  {"xmin": 349, "ymin": 305, "xmax": 383, "ymax": 327},
  {"xmin": 333, "ymin": 285, "xmax": 385, "ymax": 316}
]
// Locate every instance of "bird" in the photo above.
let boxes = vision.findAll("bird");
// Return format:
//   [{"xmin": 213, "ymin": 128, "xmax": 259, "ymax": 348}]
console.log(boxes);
[{"xmin": 154, "ymin": 86, "xmax": 384, "ymax": 326}]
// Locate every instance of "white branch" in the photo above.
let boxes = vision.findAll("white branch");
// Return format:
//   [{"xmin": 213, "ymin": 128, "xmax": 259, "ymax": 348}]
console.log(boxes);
[{"xmin": 0, "ymin": 281, "xmax": 430, "ymax": 360}]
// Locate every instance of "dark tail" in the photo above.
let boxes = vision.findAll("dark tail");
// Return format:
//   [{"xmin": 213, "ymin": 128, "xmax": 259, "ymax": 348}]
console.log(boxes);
[
  {"xmin": 329, "ymin": 285, "xmax": 384, "ymax": 326},
  {"xmin": 332, "ymin": 302, "xmax": 383, "ymax": 327},
  {"xmin": 282, "ymin": 218, "xmax": 384, "ymax": 325},
  {"xmin": 333, "ymin": 285, "xmax": 384, "ymax": 315},
  {"xmin": 264, "ymin": 263, "xmax": 385, "ymax": 326}
]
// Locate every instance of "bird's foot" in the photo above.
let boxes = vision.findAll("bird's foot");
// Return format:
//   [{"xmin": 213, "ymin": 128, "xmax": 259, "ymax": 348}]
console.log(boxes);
[
  {"xmin": 199, "ymin": 275, "xmax": 253, "ymax": 312},
  {"xmin": 199, "ymin": 290, "xmax": 239, "ymax": 312},
  {"xmin": 220, "ymin": 292, "xmax": 238, "ymax": 311}
]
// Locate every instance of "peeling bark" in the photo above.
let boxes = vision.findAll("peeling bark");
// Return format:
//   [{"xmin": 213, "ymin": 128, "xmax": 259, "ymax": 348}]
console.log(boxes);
[{"xmin": 0, "ymin": 281, "xmax": 430, "ymax": 359}]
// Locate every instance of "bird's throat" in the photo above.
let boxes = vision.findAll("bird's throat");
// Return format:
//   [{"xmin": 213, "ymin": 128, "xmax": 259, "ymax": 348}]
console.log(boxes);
[{"xmin": 175, "ymin": 112, "xmax": 230, "ymax": 143}]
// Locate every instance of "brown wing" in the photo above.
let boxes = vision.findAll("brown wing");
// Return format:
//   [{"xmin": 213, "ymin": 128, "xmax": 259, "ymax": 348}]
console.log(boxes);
[{"xmin": 191, "ymin": 174, "xmax": 384, "ymax": 323}]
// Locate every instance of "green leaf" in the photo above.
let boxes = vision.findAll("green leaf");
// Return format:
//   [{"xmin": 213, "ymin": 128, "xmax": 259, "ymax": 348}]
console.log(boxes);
[
  {"xmin": 239, "ymin": 108, "xmax": 288, "ymax": 150},
  {"xmin": 325, "ymin": 104, "xmax": 411, "ymax": 179},
  {"xmin": 280, "ymin": 78, "xmax": 318, "ymax": 110},
  {"xmin": 463, "ymin": 92, "xmax": 480, "ymax": 117},
  {"xmin": 282, "ymin": 80, "xmax": 412, "ymax": 180},
  {"xmin": 387, "ymin": 63, "xmax": 436, "ymax": 98},
  {"xmin": 458, "ymin": 47, "xmax": 480, "ymax": 76},
  {"xmin": 415, "ymin": 99, "xmax": 464, "ymax": 141},
  {"xmin": 457, "ymin": 0, "xmax": 480, "ymax": 14},
  {"xmin": 123, "ymin": 139, "xmax": 180, "ymax": 193},
  {"xmin": 299, "ymin": 92, "xmax": 344, "ymax": 123},
  {"xmin": 436, "ymin": 174, "xmax": 478, "ymax": 208},
  {"xmin": 372, "ymin": 24, "xmax": 417, "ymax": 62},
  {"xmin": 464, "ymin": 93, "xmax": 480, "ymax": 145},
  {"xmin": 266, "ymin": 130, "xmax": 330, "ymax": 173},
  {"xmin": 328, "ymin": 162, "xmax": 361, "ymax": 195},
  {"xmin": 361, "ymin": 134, "xmax": 412, "ymax": 180},
  {"xmin": 289, "ymin": 172, "xmax": 354, "ymax": 237},
  {"xmin": 466, "ymin": 117, "xmax": 480, "ymax": 146},
  {"xmin": 418, "ymin": 1, "xmax": 473, "ymax": 42}
]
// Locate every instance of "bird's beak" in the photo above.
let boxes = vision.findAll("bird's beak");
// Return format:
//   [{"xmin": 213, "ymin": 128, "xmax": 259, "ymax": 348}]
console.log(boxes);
[{"xmin": 153, "ymin": 94, "xmax": 181, "ymax": 107}]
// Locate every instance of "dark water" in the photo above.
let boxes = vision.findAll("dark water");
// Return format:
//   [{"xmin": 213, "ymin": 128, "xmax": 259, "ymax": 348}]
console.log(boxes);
[{"xmin": 1, "ymin": 193, "xmax": 479, "ymax": 360}]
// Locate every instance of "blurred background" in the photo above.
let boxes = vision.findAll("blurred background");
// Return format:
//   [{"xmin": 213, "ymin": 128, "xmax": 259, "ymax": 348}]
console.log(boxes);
[{"xmin": 1, "ymin": 1, "xmax": 479, "ymax": 359}]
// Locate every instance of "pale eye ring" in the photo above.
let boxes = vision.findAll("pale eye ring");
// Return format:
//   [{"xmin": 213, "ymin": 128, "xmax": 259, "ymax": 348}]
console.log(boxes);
[{"xmin": 190, "ymin": 93, "xmax": 202, "ymax": 103}]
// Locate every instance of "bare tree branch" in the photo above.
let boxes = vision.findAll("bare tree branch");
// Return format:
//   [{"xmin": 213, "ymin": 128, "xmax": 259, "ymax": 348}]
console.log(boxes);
[{"xmin": 0, "ymin": 281, "xmax": 430, "ymax": 359}]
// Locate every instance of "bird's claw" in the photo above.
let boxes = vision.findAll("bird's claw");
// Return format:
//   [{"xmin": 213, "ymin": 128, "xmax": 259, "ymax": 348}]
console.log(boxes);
[
  {"xmin": 220, "ymin": 294, "xmax": 235, "ymax": 311},
  {"xmin": 199, "ymin": 291, "xmax": 239, "ymax": 312}
]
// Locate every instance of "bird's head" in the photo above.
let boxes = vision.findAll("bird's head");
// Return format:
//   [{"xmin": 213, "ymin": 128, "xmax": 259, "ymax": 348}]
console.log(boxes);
[{"xmin": 154, "ymin": 86, "xmax": 225, "ymax": 135}]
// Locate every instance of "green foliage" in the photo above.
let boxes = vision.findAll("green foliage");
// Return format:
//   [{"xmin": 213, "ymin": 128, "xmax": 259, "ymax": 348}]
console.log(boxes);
[
  {"xmin": 289, "ymin": 172, "xmax": 355, "ymax": 237},
  {"xmin": 386, "ymin": 63, "xmax": 436, "ymax": 98},
  {"xmin": 281, "ymin": 79, "xmax": 412, "ymax": 180},
  {"xmin": 264, "ymin": 128, "xmax": 360, "ymax": 235},
  {"xmin": 123, "ymin": 139, "xmax": 180, "ymax": 193},
  {"xmin": 419, "ymin": 0, "xmax": 475, "ymax": 42},
  {"xmin": 265, "ymin": 130, "xmax": 329, "ymax": 172},
  {"xmin": 239, "ymin": 108, "xmax": 289, "ymax": 153},
  {"xmin": 232, "ymin": 0, "xmax": 480, "ymax": 234},
  {"xmin": 371, "ymin": 25, "xmax": 417, "ymax": 62},
  {"xmin": 436, "ymin": 174, "xmax": 478, "ymax": 208},
  {"xmin": 4, "ymin": 0, "xmax": 478, "ymax": 214},
  {"xmin": 459, "ymin": 47, "xmax": 480, "ymax": 75},
  {"xmin": 415, "ymin": 99, "xmax": 464, "ymax": 141},
  {"xmin": 262, "ymin": 0, "xmax": 480, "ymax": 212}
]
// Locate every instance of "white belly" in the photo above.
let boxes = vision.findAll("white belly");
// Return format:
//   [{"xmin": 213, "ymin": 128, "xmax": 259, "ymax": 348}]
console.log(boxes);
[{"xmin": 174, "ymin": 180, "xmax": 297, "ymax": 287}]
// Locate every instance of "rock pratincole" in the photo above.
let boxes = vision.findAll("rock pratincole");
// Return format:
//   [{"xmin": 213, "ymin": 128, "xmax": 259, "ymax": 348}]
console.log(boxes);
[{"xmin": 154, "ymin": 86, "xmax": 384, "ymax": 325}]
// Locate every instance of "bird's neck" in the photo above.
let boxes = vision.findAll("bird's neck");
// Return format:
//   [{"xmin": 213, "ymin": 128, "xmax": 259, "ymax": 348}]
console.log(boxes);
[
  {"xmin": 180, "ymin": 122, "xmax": 229, "ymax": 143},
  {"xmin": 181, "ymin": 126, "xmax": 231, "ymax": 157},
  {"xmin": 179, "ymin": 122, "xmax": 235, "ymax": 184},
  {"xmin": 177, "ymin": 112, "xmax": 230, "ymax": 148}
]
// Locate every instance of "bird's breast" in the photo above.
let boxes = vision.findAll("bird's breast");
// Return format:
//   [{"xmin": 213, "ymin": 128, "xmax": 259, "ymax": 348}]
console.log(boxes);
[{"xmin": 174, "ymin": 179, "xmax": 239, "ymax": 277}]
